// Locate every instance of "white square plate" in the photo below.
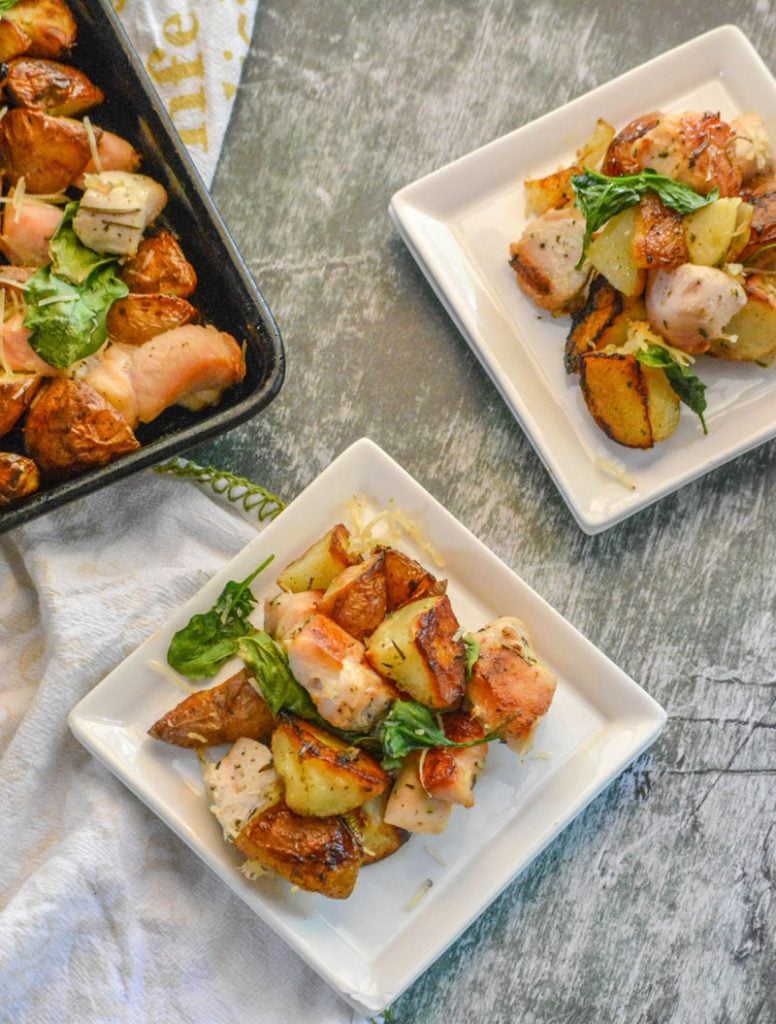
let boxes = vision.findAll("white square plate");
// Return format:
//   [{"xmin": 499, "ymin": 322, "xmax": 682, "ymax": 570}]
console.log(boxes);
[
  {"xmin": 390, "ymin": 26, "xmax": 776, "ymax": 534},
  {"xmin": 68, "ymin": 438, "xmax": 666, "ymax": 1015}
]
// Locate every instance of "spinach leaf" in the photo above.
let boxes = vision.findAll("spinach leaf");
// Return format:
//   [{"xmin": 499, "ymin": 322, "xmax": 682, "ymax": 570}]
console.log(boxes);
[
  {"xmin": 24, "ymin": 263, "xmax": 128, "ymax": 369},
  {"xmin": 571, "ymin": 167, "xmax": 719, "ymax": 266},
  {"xmin": 463, "ymin": 634, "xmax": 480, "ymax": 679},
  {"xmin": 0, "ymin": 1, "xmax": 21, "ymax": 10},
  {"xmin": 167, "ymin": 555, "xmax": 273, "ymax": 679},
  {"xmin": 635, "ymin": 344, "xmax": 708, "ymax": 433},
  {"xmin": 49, "ymin": 202, "xmax": 116, "ymax": 285},
  {"xmin": 238, "ymin": 631, "xmax": 328, "ymax": 726},
  {"xmin": 378, "ymin": 700, "xmax": 494, "ymax": 772}
]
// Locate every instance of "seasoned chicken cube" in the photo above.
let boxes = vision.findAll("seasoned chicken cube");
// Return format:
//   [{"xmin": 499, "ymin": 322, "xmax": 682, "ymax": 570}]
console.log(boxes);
[
  {"xmin": 383, "ymin": 751, "xmax": 452, "ymax": 835},
  {"xmin": 467, "ymin": 616, "xmax": 557, "ymax": 752},
  {"xmin": 509, "ymin": 207, "xmax": 590, "ymax": 313},
  {"xmin": 646, "ymin": 263, "xmax": 746, "ymax": 354},
  {"xmin": 203, "ymin": 737, "xmax": 282, "ymax": 842},
  {"xmin": 731, "ymin": 112, "xmax": 773, "ymax": 182},
  {"xmin": 73, "ymin": 171, "xmax": 168, "ymax": 257},
  {"xmin": 284, "ymin": 612, "xmax": 395, "ymax": 732},
  {"xmin": 0, "ymin": 374, "xmax": 40, "ymax": 437},
  {"xmin": 418, "ymin": 710, "xmax": 488, "ymax": 808},
  {"xmin": 0, "ymin": 195, "xmax": 63, "ymax": 266},
  {"xmin": 2, "ymin": 312, "xmax": 59, "ymax": 376},
  {"xmin": 263, "ymin": 589, "xmax": 322, "ymax": 642}
]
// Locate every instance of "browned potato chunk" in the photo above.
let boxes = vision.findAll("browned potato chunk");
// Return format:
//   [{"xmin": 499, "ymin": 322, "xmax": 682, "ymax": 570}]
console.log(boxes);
[
  {"xmin": 345, "ymin": 792, "xmax": 410, "ymax": 865},
  {"xmin": 739, "ymin": 174, "xmax": 776, "ymax": 264},
  {"xmin": 148, "ymin": 668, "xmax": 274, "ymax": 748},
  {"xmin": 632, "ymin": 192, "xmax": 688, "ymax": 269},
  {"xmin": 276, "ymin": 523, "xmax": 356, "ymax": 593},
  {"xmin": 234, "ymin": 801, "xmax": 362, "ymax": 899},
  {"xmin": 0, "ymin": 18, "xmax": 31, "ymax": 62},
  {"xmin": 524, "ymin": 166, "xmax": 579, "ymax": 216},
  {"xmin": 0, "ymin": 374, "xmax": 40, "ymax": 437},
  {"xmin": 0, "ymin": 451, "xmax": 39, "ymax": 504},
  {"xmin": 120, "ymin": 229, "xmax": 198, "ymax": 297},
  {"xmin": 271, "ymin": 716, "xmax": 389, "ymax": 817},
  {"xmin": 366, "ymin": 594, "xmax": 465, "ymax": 709},
  {"xmin": 587, "ymin": 206, "xmax": 645, "ymax": 298},
  {"xmin": 579, "ymin": 350, "xmax": 680, "ymax": 448},
  {"xmin": 383, "ymin": 751, "xmax": 452, "ymax": 834},
  {"xmin": 566, "ymin": 276, "xmax": 646, "ymax": 373},
  {"xmin": 5, "ymin": 58, "xmax": 105, "ymax": 116},
  {"xmin": 382, "ymin": 545, "xmax": 445, "ymax": 612},
  {"xmin": 318, "ymin": 551, "xmax": 387, "ymax": 640},
  {"xmin": 418, "ymin": 710, "xmax": 488, "ymax": 808},
  {"xmin": 709, "ymin": 273, "xmax": 776, "ymax": 362},
  {"xmin": 107, "ymin": 293, "xmax": 197, "ymax": 346},
  {"xmin": 24, "ymin": 378, "xmax": 140, "ymax": 479},
  {"xmin": 3, "ymin": 0, "xmax": 77, "ymax": 60},
  {"xmin": 0, "ymin": 107, "xmax": 91, "ymax": 192}
]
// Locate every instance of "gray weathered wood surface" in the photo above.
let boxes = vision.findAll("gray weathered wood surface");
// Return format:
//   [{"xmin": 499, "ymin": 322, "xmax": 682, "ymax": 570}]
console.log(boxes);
[{"xmin": 200, "ymin": 1, "xmax": 775, "ymax": 1020}]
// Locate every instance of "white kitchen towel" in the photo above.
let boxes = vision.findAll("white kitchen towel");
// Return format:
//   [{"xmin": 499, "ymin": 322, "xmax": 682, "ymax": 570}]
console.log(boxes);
[
  {"xmin": 112, "ymin": 0, "xmax": 260, "ymax": 185},
  {"xmin": 0, "ymin": 472, "xmax": 363, "ymax": 1024}
]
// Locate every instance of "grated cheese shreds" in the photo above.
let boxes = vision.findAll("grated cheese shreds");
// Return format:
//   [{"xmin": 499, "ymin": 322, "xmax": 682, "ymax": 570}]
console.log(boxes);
[
  {"xmin": 594, "ymin": 456, "xmax": 637, "ymax": 491},
  {"xmin": 422, "ymin": 844, "xmax": 448, "ymax": 868},
  {"xmin": 346, "ymin": 495, "xmax": 446, "ymax": 567},
  {"xmin": 621, "ymin": 320, "xmax": 695, "ymax": 367},
  {"xmin": 405, "ymin": 878, "xmax": 433, "ymax": 910},
  {"xmin": 36, "ymin": 295, "xmax": 80, "ymax": 307},
  {"xmin": 146, "ymin": 658, "xmax": 196, "ymax": 693},
  {"xmin": 0, "ymin": 106, "xmax": 7, "ymax": 122},
  {"xmin": 11, "ymin": 176, "xmax": 25, "ymax": 224},
  {"xmin": 0, "ymin": 289, "xmax": 9, "ymax": 378},
  {"xmin": 417, "ymin": 748, "xmax": 432, "ymax": 796},
  {"xmin": 240, "ymin": 860, "xmax": 269, "ymax": 881},
  {"xmin": 186, "ymin": 731, "xmax": 208, "ymax": 744},
  {"xmin": 83, "ymin": 116, "xmax": 103, "ymax": 173},
  {"xmin": 0, "ymin": 276, "xmax": 29, "ymax": 292}
]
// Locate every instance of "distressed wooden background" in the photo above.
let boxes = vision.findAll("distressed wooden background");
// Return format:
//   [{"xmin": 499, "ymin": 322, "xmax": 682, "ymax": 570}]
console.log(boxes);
[{"xmin": 197, "ymin": 1, "xmax": 776, "ymax": 1021}]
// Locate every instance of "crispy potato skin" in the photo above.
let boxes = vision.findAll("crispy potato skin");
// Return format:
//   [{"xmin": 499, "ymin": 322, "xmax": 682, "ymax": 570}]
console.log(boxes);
[
  {"xmin": 24, "ymin": 378, "xmax": 140, "ymax": 479},
  {"xmin": 120, "ymin": 229, "xmax": 198, "ymax": 297},
  {"xmin": 382, "ymin": 546, "xmax": 445, "ymax": 612},
  {"xmin": 633, "ymin": 193, "xmax": 688, "ymax": 269},
  {"xmin": 709, "ymin": 273, "xmax": 776, "ymax": 362},
  {"xmin": 276, "ymin": 523, "xmax": 356, "ymax": 593},
  {"xmin": 319, "ymin": 551, "xmax": 387, "ymax": 641},
  {"xmin": 579, "ymin": 351, "xmax": 653, "ymax": 449},
  {"xmin": 0, "ymin": 18, "xmax": 31, "ymax": 62},
  {"xmin": 107, "ymin": 293, "xmax": 198, "ymax": 346},
  {"xmin": 0, "ymin": 374, "xmax": 40, "ymax": 437},
  {"xmin": 0, "ymin": 451, "xmax": 39, "ymax": 504},
  {"xmin": 0, "ymin": 107, "xmax": 91, "ymax": 191},
  {"xmin": 4, "ymin": 0, "xmax": 77, "ymax": 60},
  {"xmin": 148, "ymin": 668, "xmax": 274, "ymax": 748},
  {"xmin": 345, "ymin": 792, "xmax": 410, "ymax": 866},
  {"xmin": 419, "ymin": 710, "xmax": 487, "ymax": 808},
  {"xmin": 234, "ymin": 802, "xmax": 362, "ymax": 899},
  {"xmin": 5, "ymin": 58, "xmax": 105, "ymax": 116},
  {"xmin": 524, "ymin": 166, "xmax": 579, "ymax": 216},
  {"xmin": 566, "ymin": 276, "xmax": 647, "ymax": 373},
  {"xmin": 738, "ymin": 175, "xmax": 776, "ymax": 264},
  {"xmin": 414, "ymin": 595, "xmax": 466, "ymax": 706}
]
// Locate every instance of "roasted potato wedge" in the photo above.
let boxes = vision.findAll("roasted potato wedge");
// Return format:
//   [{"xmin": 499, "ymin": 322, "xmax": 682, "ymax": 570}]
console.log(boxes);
[
  {"xmin": 709, "ymin": 273, "xmax": 776, "ymax": 362},
  {"xmin": 565, "ymin": 275, "xmax": 646, "ymax": 374},
  {"xmin": 383, "ymin": 752, "xmax": 452, "ymax": 835},
  {"xmin": 684, "ymin": 197, "xmax": 748, "ymax": 266},
  {"xmin": 234, "ymin": 801, "xmax": 362, "ymax": 899},
  {"xmin": 5, "ymin": 57, "xmax": 105, "ymax": 116},
  {"xmin": 576, "ymin": 118, "xmax": 616, "ymax": 168},
  {"xmin": 0, "ymin": 451, "xmax": 39, "ymax": 504},
  {"xmin": 382, "ymin": 545, "xmax": 445, "ymax": 612},
  {"xmin": 524, "ymin": 166, "xmax": 579, "ymax": 217},
  {"xmin": 319, "ymin": 551, "xmax": 387, "ymax": 641},
  {"xmin": 148, "ymin": 668, "xmax": 274, "ymax": 748},
  {"xmin": 271, "ymin": 716, "xmax": 389, "ymax": 817},
  {"xmin": 579, "ymin": 350, "xmax": 680, "ymax": 448},
  {"xmin": 119, "ymin": 229, "xmax": 198, "ymax": 297},
  {"xmin": 632, "ymin": 192, "xmax": 687, "ymax": 270},
  {"xmin": 0, "ymin": 107, "xmax": 91, "ymax": 192},
  {"xmin": 418, "ymin": 710, "xmax": 488, "ymax": 808},
  {"xmin": 0, "ymin": 374, "xmax": 40, "ymax": 437},
  {"xmin": 0, "ymin": 18, "xmax": 31, "ymax": 62},
  {"xmin": 24, "ymin": 378, "xmax": 140, "ymax": 478},
  {"xmin": 739, "ymin": 174, "xmax": 776, "ymax": 264},
  {"xmin": 3, "ymin": 0, "xmax": 77, "ymax": 59},
  {"xmin": 365, "ymin": 594, "xmax": 465, "ymax": 709},
  {"xmin": 345, "ymin": 792, "xmax": 410, "ymax": 865},
  {"xmin": 276, "ymin": 523, "xmax": 356, "ymax": 592},
  {"xmin": 587, "ymin": 206, "xmax": 645, "ymax": 297},
  {"xmin": 106, "ymin": 293, "xmax": 197, "ymax": 346}
]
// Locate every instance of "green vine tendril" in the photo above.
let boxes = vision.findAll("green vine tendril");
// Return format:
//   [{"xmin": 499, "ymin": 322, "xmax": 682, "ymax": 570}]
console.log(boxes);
[{"xmin": 153, "ymin": 457, "xmax": 286, "ymax": 522}]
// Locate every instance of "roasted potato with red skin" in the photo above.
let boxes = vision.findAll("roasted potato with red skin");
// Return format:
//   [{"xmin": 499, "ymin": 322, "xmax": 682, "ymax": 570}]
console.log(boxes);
[
  {"xmin": 709, "ymin": 273, "xmax": 776, "ymax": 362},
  {"xmin": 24, "ymin": 378, "xmax": 140, "ymax": 479},
  {"xmin": 120, "ymin": 229, "xmax": 198, "ymax": 298},
  {"xmin": 0, "ymin": 451, "xmax": 39, "ymax": 504},
  {"xmin": 234, "ymin": 801, "xmax": 362, "ymax": 899},
  {"xmin": 0, "ymin": 107, "xmax": 92, "ymax": 192},
  {"xmin": 5, "ymin": 58, "xmax": 105, "ymax": 116},
  {"xmin": 147, "ymin": 668, "xmax": 274, "ymax": 748},
  {"xmin": 0, "ymin": 18, "xmax": 31, "ymax": 62},
  {"xmin": 3, "ymin": 0, "xmax": 77, "ymax": 60},
  {"xmin": 345, "ymin": 792, "xmax": 410, "ymax": 866},
  {"xmin": 419, "ymin": 710, "xmax": 488, "ymax": 808},
  {"xmin": 107, "ymin": 293, "xmax": 197, "ymax": 346},
  {"xmin": 366, "ymin": 594, "xmax": 465, "ymax": 709},
  {"xmin": 632, "ymin": 192, "xmax": 688, "ymax": 270},
  {"xmin": 319, "ymin": 551, "xmax": 387, "ymax": 641},
  {"xmin": 271, "ymin": 715, "xmax": 389, "ymax": 817},
  {"xmin": 276, "ymin": 523, "xmax": 356, "ymax": 593},
  {"xmin": 382, "ymin": 545, "xmax": 445, "ymax": 612},
  {"xmin": 0, "ymin": 374, "xmax": 40, "ymax": 437}
]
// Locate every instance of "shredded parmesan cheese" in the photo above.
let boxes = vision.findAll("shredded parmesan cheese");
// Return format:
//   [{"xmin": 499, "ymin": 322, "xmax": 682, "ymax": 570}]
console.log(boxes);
[
  {"xmin": 620, "ymin": 320, "xmax": 695, "ymax": 367},
  {"xmin": 0, "ymin": 106, "xmax": 7, "ymax": 122},
  {"xmin": 36, "ymin": 295, "xmax": 80, "ymax": 307},
  {"xmin": 594, "ymin": 456, "xmax": 637, "ymax": 491},
  {"xmin": 417, "ymin": 748, "xmax": 432, "ymax": 795},
  {"xmin": 405, "ymin": 878, "xmax": 433, "ymax": 910},
  {"xmin": 11, "ymin": 177, "xmax": 25, "ymax": 224},
  {"xmin": 422, "ymin": 844, "xmax": 448, "ymax": 867},
  {"xmin": 186, "ymin": 732, "xmax": 208, "ymax": 744},
  {"xmin": 0, "ymin": 277, "xmax": 29, "ymax": 292},
  {"xmin": 240, "ymin": 860, "xmax": 268, "ymax": 881},
  {"xmin": 346, "ymin": 496, "xmax": 446, "ymax": 566},
  {"xmin": 0, "ymin": 289, "xmax": 9, "ymax": 378},
  {"xmin": 146, "ymin": 658, "xmax": 196, "ymax": 693},
  {"xmin": 83, "ymin": 116, "xmax": 103, "ymax": 173}
]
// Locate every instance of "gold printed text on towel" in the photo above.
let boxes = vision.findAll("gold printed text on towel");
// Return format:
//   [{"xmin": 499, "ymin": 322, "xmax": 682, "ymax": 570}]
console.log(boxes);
[{"xmin": 147, "ymin": 13, "xmax": 209, "ymax": 153}]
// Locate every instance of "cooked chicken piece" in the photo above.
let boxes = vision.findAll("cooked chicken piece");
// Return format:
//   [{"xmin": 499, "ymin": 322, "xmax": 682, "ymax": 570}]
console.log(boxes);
[
  {"xmin": 383, "ymin": 751, "xmax": 452, "ymax": 834},
  {"xmin": 0, "ymin": 195, "xmax": 62, "ymax": 266},
  {"xmin": 731, "ymin": 112, "xmax": 773, "ymax": 182},
  {"xmin": 738, "ymin": 174, "xmax": 776, "ymax": 264},
  {"xmin": 632, "ymin": 191, "xmax": 688, "ymax": 269},
  {"xmin": 120, "ymin": 229, "xmax": 198, "ymax": 297},
  {"xmin": 4, "ymin": 58, "xmax": 104, "ymax": 116},
  {"xmin": 0, "ymin": 374, "xmax": 40, "ymax": 436},
  {"xmin": 646, "ymin": 263, "xmax": 746, "ymax": 354},
  {"xmin": 0, "ymin": 18, "xmax": 31, "ymax": 62},
  {"xmin": 603, "ymin": 110, "xmax": 741, "ymax": 198},
  {"xmin": 106, "ymin": 293, "xmax": 197, "ymax": 346},
  {"xmin": 467, "ymin": 616, "xmax": 557, "ymax": 752},
  {"xmin": 72, "ymin": 130, "xmax": 142, "ymax": 189},
  {"xmin": 0, "ymin": 451, "xmax": 39, "ymax": 504},
  {"xmin": 418, "ymin": 710, "xmax": 488, "ymax": 808},
  {"xmin": 0, "ymin": 265, "xmax": 35, "ymax": 290},
  {"xmin": 83, "ymin": 324, "xmax": 246, "ymax": 428},
  {"xmin": 509, "ymin": 207, "xmax": 590, "ymax": 313},
  {"xmin": 203, "ymin": 737, "xmax": 282, "ymax": 842},
  {"xmin": 73, "ymin": 171, "xmax": 167, "ymax": 257},
  {"xmin": 24, "ymin": 377, "xmax": 139, "ymax": 478},
  {"xmin": 148, "ymin": 668, "xmax": 275, "ymax": 748},
  {"xmin": 284, "ymin": 613, "xmax": 396, "ymax": 732},
  {"xmin": 0, "ymin": 107, "xmax": 92, "ymax": 192},
  {"xmin": 2, "ymin": 313, "xmax": 58, "ymax": 376},
  {"xmin": 3, "ymin": 0, "xmax": 77, "ymax": 60},
  {"xmin": 264, "ymin": 589, "xmax": 322, "ymax": 642}
]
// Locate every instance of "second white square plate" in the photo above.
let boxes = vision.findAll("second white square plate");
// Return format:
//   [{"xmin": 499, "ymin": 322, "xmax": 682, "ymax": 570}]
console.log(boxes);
[{"xmin": 390, "ymin": 26, "xmax": 776, "ymax": 534}]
